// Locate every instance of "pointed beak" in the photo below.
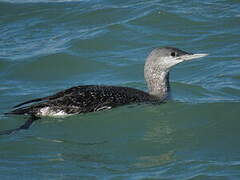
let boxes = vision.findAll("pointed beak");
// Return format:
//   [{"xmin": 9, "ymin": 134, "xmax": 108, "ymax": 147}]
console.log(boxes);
[{"xmin": 181, "ymin": 53, "xmax": 208, "ymax": 61}]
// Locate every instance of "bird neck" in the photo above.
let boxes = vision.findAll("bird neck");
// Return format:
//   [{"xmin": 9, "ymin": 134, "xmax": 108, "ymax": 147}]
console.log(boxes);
[{"xmin": 144, "ymin": 65, "xmax": 170, "ymax": 100}]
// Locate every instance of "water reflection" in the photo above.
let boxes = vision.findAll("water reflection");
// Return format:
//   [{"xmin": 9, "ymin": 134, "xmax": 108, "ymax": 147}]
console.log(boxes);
[{"xmin": 135, "ymin": 151, "xmax": 176, "ymax": 169}]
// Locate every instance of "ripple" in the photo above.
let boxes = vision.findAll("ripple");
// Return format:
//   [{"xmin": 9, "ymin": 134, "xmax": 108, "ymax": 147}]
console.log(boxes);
[{"xmin": 0, "ymin": 0, "xmax": 88, "ymax": 3}]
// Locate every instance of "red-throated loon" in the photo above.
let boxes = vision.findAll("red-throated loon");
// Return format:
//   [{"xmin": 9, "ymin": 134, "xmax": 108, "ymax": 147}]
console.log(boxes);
[{"xmin": 0, "ymin": 47, "xmax": 207, "ymax": 135}]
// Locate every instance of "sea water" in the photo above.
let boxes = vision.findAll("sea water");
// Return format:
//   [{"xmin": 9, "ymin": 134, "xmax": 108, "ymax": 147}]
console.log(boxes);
[{"xmin": 0, "ymin": 0, "xmax": 240, "ymax": 179}]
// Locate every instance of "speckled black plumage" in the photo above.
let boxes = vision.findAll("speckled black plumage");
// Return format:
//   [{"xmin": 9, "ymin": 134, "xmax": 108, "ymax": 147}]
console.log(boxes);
[{"xmin": 9, "ymin": 85, "xmax": 156, "ymax": 115}]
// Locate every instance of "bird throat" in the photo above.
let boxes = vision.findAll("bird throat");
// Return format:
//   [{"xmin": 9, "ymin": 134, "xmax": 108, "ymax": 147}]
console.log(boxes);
[{"xmin": 144, "ymin": 69, "xmax": 170, "ymax": 100}]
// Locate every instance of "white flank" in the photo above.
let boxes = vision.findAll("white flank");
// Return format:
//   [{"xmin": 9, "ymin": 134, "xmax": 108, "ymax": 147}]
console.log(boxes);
[{"xmin": 37, "ymin": 107, "xmax": 70, "ymax": 117}]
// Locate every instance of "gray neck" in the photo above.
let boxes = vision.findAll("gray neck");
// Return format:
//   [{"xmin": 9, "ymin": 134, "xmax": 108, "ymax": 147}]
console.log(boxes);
[{"xmin": 144, "ymin": 63, "xmax": 170, "ymax": 100}]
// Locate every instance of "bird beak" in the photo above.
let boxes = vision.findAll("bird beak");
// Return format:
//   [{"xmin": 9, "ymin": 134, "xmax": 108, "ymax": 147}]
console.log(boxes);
[{"xmin": 181, "ymin": 53, "xmax": 208, "ymax": 61}]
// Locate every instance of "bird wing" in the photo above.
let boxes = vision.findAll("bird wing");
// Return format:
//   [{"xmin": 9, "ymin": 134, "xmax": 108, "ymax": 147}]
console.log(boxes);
[
  {"xmin": 10, "ymin": 85, "xmax": 152, "ymax": 115},
  {"xmin": 13, "ymin": 85, "xmax": 94, "ymax": 108}
]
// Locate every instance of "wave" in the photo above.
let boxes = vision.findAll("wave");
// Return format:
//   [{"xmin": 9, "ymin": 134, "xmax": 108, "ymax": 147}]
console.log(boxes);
[{"xmin": 0, "ymin": 0, "xmax": 88, "ymax": 3}]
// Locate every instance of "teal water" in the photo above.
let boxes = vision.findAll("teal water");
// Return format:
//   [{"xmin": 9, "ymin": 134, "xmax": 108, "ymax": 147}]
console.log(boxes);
[{"xmin": 0, "ymin": 0, "xmax": 240, "ymax": 179}]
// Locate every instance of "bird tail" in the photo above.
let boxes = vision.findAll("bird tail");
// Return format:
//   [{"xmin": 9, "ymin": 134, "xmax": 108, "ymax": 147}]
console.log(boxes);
[
  {"xmin": 13, "ymin": 97, "xmax": 44, "ymax": 108},
  {"xmin": 5, "ymin": 106, "xmax": 33, "ymax": 115}
]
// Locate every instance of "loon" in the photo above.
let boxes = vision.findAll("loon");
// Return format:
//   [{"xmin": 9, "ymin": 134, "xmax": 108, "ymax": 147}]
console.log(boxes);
[{"xmin": 0, "ymin": 47, "xmax": 207, "ymax": 135}]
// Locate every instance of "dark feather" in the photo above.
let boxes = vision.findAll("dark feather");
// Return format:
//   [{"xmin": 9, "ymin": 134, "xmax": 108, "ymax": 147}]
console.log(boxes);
[{"xmin": 8, "ymin": 85, "xmax": 156, "ymax": 115}]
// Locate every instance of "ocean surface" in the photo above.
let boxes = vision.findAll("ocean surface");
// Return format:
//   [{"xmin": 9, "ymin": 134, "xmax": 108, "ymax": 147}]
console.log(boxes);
[{"xmin": 0, "ymin": 0, "xmax": 240, "ymax": 179}]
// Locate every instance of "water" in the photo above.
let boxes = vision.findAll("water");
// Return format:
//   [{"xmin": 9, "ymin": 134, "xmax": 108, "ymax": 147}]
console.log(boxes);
[{"xmin": 0, "ymin": 0, "xmax": 240, "ymax": 179}]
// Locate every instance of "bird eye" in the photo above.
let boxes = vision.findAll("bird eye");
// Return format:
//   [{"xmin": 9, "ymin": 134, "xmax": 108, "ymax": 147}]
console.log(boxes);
[{"xmin": 171, "ymin": 52, "xmax": 176, "ymax": 57}]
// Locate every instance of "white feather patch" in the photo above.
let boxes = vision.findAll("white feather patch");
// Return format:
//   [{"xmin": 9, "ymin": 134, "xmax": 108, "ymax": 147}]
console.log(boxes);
[{"xmin": 37, "ymin": 107, "xmax": 70, "ymax": 117}]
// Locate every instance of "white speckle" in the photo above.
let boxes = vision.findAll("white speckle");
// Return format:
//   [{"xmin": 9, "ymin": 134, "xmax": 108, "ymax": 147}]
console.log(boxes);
[
  {"xmin": 95, "ymin": 106, "xmax": 112, "ymax": 111},
  {"xmin": 37, "ymin": 107, "xmax": 70, "ymax": 117}
]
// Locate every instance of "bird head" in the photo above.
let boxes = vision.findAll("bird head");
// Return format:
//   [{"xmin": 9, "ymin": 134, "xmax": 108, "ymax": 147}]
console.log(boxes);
[{"xmin": 145, "ymin": 47, "xmax": 208, "ymax": 71}]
